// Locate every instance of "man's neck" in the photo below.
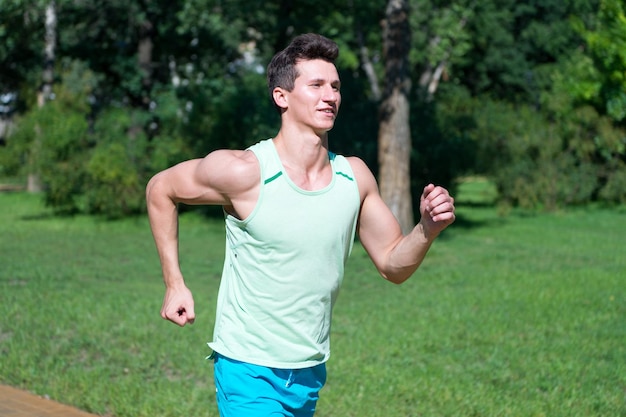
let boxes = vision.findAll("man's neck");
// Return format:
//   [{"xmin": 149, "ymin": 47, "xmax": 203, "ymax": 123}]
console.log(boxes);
[
  {"xmin": 273, "ymin": 128, "xmax": 329, "ymax": 170},
  {"xmin": 272, "ymin": 129, "xmax": 332, "ymax": 190}
]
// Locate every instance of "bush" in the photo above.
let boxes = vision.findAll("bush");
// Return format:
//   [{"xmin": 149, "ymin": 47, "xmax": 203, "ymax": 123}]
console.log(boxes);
[
  {"xmin": 1, "ymin": 53, "xmax": 206, "ymax": 218},
  {"xmin": 2, "ymin": 82, "xmax": 91, "ymax": 213},
  {"xmin": 466, "ymin": 95, "xmax": 625, "ymax": 210},
  {"xmin": 85, "ymin": 142, "xmax": 144, "ymax": 217},
  {"xmin": 599, "ymin": 161, "xmax": 626, "ymax": 204}
]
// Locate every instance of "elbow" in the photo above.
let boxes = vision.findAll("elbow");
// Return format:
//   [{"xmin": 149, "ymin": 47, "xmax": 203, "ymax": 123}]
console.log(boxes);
[
  {"xmin": 146, "ymin": 172, "xmax": 173, "ymax": 211},
  {"xmin": 381, "ymin": 270, "xmax": 413, "ymax": 285},
  {"xmin": 379, "ymin": 259, "xmax": 423, "ymax": 284},
  {"xmin": 145, "ymin": 174, "xmax": 160, "ymax": 208}
]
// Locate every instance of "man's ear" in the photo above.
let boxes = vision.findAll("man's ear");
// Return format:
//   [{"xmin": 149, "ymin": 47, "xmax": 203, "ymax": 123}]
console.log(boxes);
[{"xmin": 272, "ymin": 87, "xmax": 288, "ymax": 110}]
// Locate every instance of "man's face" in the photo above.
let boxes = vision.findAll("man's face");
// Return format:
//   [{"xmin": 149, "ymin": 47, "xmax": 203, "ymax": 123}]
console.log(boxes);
[{"xmin": 283, "ymin": 59, "xmax": 341, "ymax": 134}]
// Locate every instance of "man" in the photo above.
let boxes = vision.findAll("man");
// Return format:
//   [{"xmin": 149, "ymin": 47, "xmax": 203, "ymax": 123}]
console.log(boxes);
[{"xmin": 146, "ymin": 33, "xmax": 455, "ymax": 416}]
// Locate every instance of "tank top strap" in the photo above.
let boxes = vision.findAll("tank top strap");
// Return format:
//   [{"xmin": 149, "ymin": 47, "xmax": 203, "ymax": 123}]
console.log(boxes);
[{"xmin": 247, "ymin": 139, "xmax": 283, "ymax": 184}]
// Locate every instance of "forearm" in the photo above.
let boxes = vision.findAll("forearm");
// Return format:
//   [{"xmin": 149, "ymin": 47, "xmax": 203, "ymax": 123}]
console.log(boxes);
[
  {"xmin": 383, "ymin": 222, "xmax": 436, "ymax": 284},
  {"xmin": 146, "ymin": 176, "xmax": 186, "ymax": 289}
]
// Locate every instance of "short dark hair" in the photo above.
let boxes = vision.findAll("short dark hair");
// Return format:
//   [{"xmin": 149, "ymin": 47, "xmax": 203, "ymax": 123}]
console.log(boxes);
[{"xmin": 267, "ymin": 33, "xmax": 339, "ymax": 110}]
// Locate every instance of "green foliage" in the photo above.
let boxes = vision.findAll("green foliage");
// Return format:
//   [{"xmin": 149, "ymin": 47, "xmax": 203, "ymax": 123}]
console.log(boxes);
[
  {"xmin": 496, "ymin": 153, "xmax": 599, "ymax": 210},
  {"xmin": 0, "ymin": 1, "xmax": 45, "ymax": 93},
  {"xmin": 410, "ymin": 1, "xmax": 473, "ymax": 70},
  {"xmin": 571, "ymin": 0, "xmax": 626, "ymax": 123},
  {"xmin": 2, "ymin": 68, "xmax": 91, "ymax": 213},
  {"xmin": 144, "ymin": 89, "xmax": 197, "ymax": 169},
  {"xmin": 599, "ymin": 161, "xmax": 626, "ymax": 203},
  {"xmin": 175, "ymin": 69, "xmax": 279, "ymax": 154},
  {"xmin": 83, "ymin": 100, "xmax": 195, "ymax": 217},
  {"xmin": 462, "ymin": 95, "xmax": 620, "ymax": 210},
  {"xmin": 414, "ymin": 84, "xmax": 478, "ymax": 184},
  {"xmin": 85, "ymin": 142, "xmax": 143, "ymax": 217},
  {"xmin": 539, "ymin": 48, "xmax": 626, "ymax": 206},
  {"xmin": 3, "ymin": 0, "xmax": 626, "ymax": 217},
  {"xmin": 37, "ymin": 104, "xmax": 90, "ymax": 213},
  {"xmin": 57, "ymin": 0, "xmax": 196, "ymax": 107},
  {"xmin": 2, "ymin": 59, "xmax": 195, "ymax": 217},
  {"xmin": 406, "ymin": 0, "xmax": 625, "ymax": 211},
  {"xmin": 456, "ymin": 0, "xmax": 598, "ymax": 101}
]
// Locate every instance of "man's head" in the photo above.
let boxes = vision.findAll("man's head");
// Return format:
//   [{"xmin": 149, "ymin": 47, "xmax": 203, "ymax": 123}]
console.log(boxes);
[{"xmin": 267, "ymin": 34, "xmax": 339, "ymax": 111}]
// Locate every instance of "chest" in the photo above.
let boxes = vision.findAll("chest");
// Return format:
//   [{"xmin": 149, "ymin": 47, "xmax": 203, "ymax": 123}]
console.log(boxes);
[{"xmin": 248, "ymin": 177, "xmax": 358, "ymax": 247}]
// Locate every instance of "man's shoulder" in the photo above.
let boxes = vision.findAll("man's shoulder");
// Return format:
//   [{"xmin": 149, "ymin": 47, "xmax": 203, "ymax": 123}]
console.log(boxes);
[
  {"xmin": 343, "ymin": 155, "xmax": 378, "ymax": 198},
  {"xmin": 205, "ymin": 148, "xmax": 258, "ymax": 168},
  {"xmin": 200, "ymin": 148, "xmax": 260, "ymax": 190},
  {"xmin": 344, "ymin": 156, "xmax": 373, "ymax": 178}
]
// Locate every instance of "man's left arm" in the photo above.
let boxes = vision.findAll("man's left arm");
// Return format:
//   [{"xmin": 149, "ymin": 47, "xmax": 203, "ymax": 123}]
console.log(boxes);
[{"xmin": 350, "ymin": 158, "xmax": 455, "ymax": 284}]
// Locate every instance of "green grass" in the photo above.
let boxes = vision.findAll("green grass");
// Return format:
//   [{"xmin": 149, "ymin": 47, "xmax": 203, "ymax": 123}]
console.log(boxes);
[{"xmin": 0, "ymin": 180, "xmax": 624, "ymax": 417}]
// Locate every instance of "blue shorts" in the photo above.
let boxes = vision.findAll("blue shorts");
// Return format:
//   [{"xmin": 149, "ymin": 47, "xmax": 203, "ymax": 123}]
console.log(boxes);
[{"xmin": 213, "ymin": 353, "xmax": 327, "ymax": 417}]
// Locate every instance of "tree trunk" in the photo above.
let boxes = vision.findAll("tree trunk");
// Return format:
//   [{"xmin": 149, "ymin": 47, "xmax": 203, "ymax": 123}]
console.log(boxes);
[
  {"xmin": 378, "ymin": 0, "xmax": 413, "ymax": 234},
  {"xmin": 29, "ymin": 0, "xmax": 56, "ymax": 193},
  {"xmin": 38, "ymin": 0, "xmax": 56, "ymax": 108},
  {"xmin": 418, "ymin": 14, "xmax": 467, "ymax": 101},
  {"xmin": 138, "ymin": 19, "xmax": 154, "ymax": 109},
  {"xmin": 357, "ymin": 29, "xmax": 381, "ymax": 101}
]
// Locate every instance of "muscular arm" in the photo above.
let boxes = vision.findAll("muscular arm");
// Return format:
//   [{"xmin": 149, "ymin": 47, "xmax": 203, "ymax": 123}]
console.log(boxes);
[
  {"xmin": 146, "ymin": 150, "xmax": 259, "ymax": 325},
  {"xmin": 349, "ymin": 157, "xmax": 455, "ymax": 284}
]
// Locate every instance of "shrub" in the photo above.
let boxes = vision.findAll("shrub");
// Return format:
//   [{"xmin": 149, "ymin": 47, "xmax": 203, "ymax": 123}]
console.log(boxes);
[
  {"xmin": 467, "ymin": 95, "xmax": 624, "ymax": 210},
  {"xmin": 85, "ymin": 142, "xmax": 144, "ymax": 217}
]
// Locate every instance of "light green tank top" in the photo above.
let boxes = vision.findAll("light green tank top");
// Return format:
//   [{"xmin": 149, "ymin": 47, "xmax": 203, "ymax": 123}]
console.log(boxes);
[{"xmin": 208, "ymin": 139, "xmax": 361, "ymax": 369}]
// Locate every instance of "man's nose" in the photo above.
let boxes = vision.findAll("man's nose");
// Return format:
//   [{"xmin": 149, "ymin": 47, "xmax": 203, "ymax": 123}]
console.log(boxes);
[{"xmin": 322, "ymin": 85, "xmax": 338, "ymax": 102}]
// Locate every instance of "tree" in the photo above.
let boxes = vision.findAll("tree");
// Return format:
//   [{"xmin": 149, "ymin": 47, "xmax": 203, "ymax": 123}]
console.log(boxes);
[
  {"xmin": 7, "ymin": 0, "xmax": 623, "ymax": 217},
  {"xmin": 411, "ymin": 1, "xmax": 471, "ymax": 102},
  {"xmin": 28, "ymin": 0, "xmax": 56, "ymax": 192},
  {"xmin": 0, "ymin": 0, "xmax": 45, "ymax": 96},
  {"xmin": 378, "ymin": 0, "xmax": 413, "ymax": 233},
  {"xmin": 571, "ymin": 0, "xmax": 626, "ymax": 124}
]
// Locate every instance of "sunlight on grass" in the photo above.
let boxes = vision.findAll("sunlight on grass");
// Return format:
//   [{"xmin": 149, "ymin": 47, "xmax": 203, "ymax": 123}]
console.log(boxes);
[{"xmin": 1, "ymin": 190, "xmax": 624, "ymax": 417}]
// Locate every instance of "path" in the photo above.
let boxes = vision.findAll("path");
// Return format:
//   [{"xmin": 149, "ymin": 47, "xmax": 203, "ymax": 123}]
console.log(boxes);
[{"xmin": 0, "ymin": 385, "xmax": 100, "ymax": 417}]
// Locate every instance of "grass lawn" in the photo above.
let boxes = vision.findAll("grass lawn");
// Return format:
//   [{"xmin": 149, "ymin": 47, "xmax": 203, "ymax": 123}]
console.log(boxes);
[{"xmin": 0, "ymin": 180, "xmax": 624, "ymax": 417}]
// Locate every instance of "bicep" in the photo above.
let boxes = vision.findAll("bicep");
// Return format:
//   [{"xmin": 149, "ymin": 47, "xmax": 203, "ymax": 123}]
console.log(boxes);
[
  {"xmin": 357, "ymin": 192, "xmax": 404, "ymax": 273},
  {"xmin": 149, "ymin": 150, "xmax": 255, "ymax": 206},
  {"xmin": 146, "ymin": 159, "xmax": 222, "ymax": 206},
  {"xmin": 351, "ymin": 158, "xmax": 403, "ymax": 273}
]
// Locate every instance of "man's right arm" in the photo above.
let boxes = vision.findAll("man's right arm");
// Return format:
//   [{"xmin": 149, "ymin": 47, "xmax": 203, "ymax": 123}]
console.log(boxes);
[{"xmin": 145, "ymin": 150, "xmax": 259, "ymax": 326}]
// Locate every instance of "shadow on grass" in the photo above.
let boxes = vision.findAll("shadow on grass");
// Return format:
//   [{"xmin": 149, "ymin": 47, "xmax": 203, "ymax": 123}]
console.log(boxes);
[
  {"xmin": 19, "ymin": 212, "xmax": 58, "ymax": 221},
  {"xmin": 435, "ymin": 201, "xmax": 510, "ymax": 240}
]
